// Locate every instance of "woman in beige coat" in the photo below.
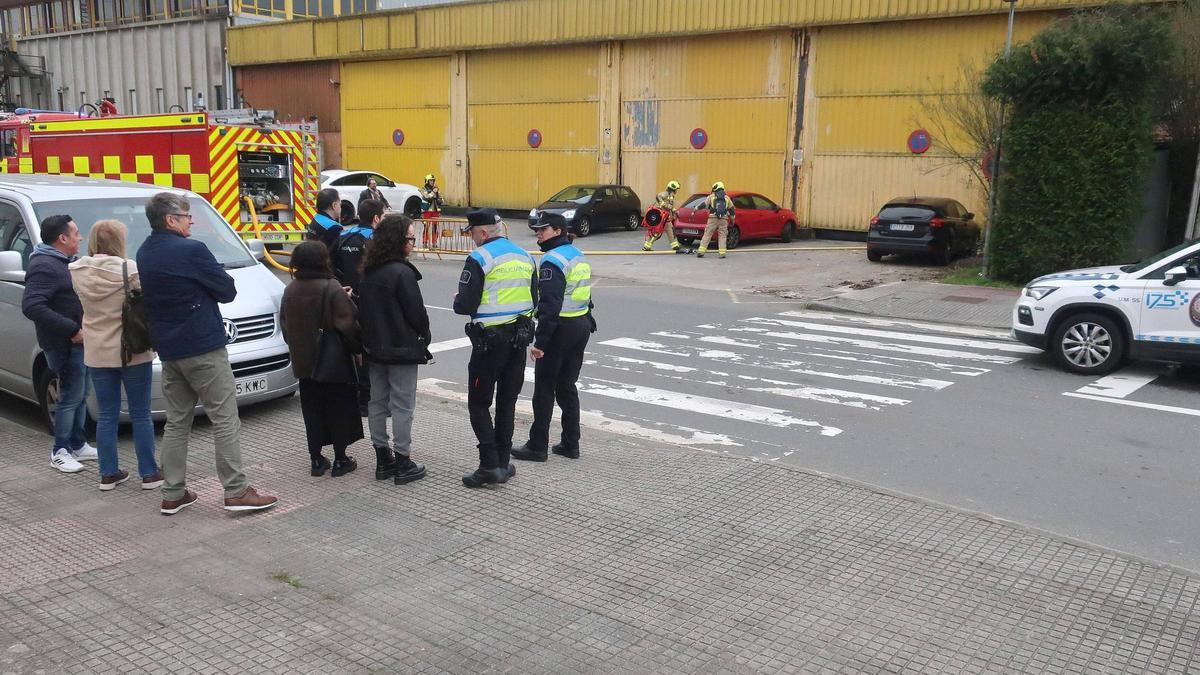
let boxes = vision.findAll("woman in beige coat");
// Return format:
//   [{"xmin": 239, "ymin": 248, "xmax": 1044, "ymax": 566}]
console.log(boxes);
[{"xmin": 68, "ymin": 220, "xmax": 163, "ymax": 491}]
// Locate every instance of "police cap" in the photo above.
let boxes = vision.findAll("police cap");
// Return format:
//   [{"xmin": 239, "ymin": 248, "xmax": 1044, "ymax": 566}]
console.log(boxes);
[
  {"xmin": 529, "ymin": 212, "xmax": 567, "ymax": 232},
  {"xmin": 465, "ymin": 207, "xmax": 501, "ymax": 228}
]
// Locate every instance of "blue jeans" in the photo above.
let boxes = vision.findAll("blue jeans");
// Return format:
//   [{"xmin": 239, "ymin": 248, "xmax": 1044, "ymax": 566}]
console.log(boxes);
[
  {"xmin": 43, "ymin": 345, "xmax": 89, "ymax": 454},
  {"xmin": 90, "ymin": 363, "xmax": 160, "ymax": 479}
]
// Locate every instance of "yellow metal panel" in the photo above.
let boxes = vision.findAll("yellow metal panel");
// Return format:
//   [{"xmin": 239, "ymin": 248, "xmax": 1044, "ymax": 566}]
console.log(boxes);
[
  {"xmin": 470, "ymin": 150, "xmax": 598, "ymax": 209},
  {"xmin": 228, "ymin": 22, "xmax": 315, "ymax": 65},
  {"xmin": 389, "ymin": 14, "xmax": 416, "ymax": 49},
  {"xmin": 623, "ymin": 99, "xmax": 789, "ymax": 152},
  {"xmin": 467, "ymin": 45, "xmax": 598, "ymax": 104},
  {"xmin": 622, "ymin": 150, "xmax": 788, "ymax": 207},
  {"xmin": 469, "ymin": 102, "xmax": 597, "ymax": 150},
  {"xmin": 362, "ymin": 16, "xmax": 388, "ymax": 51},
  {"xmin": 341, "ymin": 58, "xmax": 454, "ymax": 201},
  {"xmin": 314, "ymin": 23, "xmax": 339, "ymax": 58},
  {"xmin": 337, "ymin": 19, "xmax": 362, "ymax": 54},
  {"xmin": 806, "ymin": 155, "xmax": 984, "ymax": 231},
  {"xmin": 620, "ymin": 31, "xmax": 792, "ymax": 100}
]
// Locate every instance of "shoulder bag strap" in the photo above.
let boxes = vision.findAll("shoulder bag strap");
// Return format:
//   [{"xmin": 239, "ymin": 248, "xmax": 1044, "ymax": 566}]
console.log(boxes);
[{"xmin": 122, "ymin": 260, "xmax": 131, "ymax": 296}]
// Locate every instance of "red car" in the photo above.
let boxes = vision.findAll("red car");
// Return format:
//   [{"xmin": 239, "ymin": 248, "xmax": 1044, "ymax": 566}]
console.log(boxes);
[{"xmin": 674, "ymin": 191, "xmax": 800, "ymax": 248}]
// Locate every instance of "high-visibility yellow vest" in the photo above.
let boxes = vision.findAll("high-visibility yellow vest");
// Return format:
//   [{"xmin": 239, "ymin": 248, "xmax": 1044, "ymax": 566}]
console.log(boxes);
[
  {"xmin": 541, "ymin": 244, "xmax": 592, "ymax": 318},
  {"xmin": 469, "ymin": 238, "xmax": 535, "ymax": 326}
]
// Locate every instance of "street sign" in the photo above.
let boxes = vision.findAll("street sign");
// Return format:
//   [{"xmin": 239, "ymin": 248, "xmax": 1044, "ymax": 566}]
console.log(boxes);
[{"xmin": 907, "ymin": 129, "xmax": 932, "ymax": 154}]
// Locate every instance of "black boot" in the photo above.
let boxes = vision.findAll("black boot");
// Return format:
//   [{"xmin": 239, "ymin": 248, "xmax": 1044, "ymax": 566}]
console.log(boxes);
[
  {"xmin": 462, "ymin": 467, "xmax": 506, "ymax": 488},
  {"xmin": 551, "ymin": 443, "xmax": 580, "ymax": 459},
  {"xmin": 512, "ymin": 443, "xmax": 548, "ymax": 462},
  {"xmin": 331, "ymin": 456, "xmax": 358, "ymax": 477},
  {"xmin": 374, "ymin": 446, "xmax": 397, "ymax": 481},
  {"xmin": 393, "ymin": 454, "xmax": 427, "ymax": 485},
  {"xmin": 497, "ymin": 463, "xmax": 516, "ymax": 484},
  {"xmin": 310, "ymin": 454, "xmax": 331, "ymax": 477}
]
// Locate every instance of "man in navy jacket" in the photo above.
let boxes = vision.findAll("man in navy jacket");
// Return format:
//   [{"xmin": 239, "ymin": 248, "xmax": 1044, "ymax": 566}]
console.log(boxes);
[
  {"xmin": 21, "ymin": 214, "xmax": 97, "ymax": 473},
  {"xmin": 137, "ymin": 192, "xmax": 278, "ymax": 516}
]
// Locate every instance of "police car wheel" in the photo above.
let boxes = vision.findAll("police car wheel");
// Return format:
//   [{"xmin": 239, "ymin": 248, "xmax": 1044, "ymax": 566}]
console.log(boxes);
[
  {"xmin": 576, "ymin": 217, "xmax": 592, "ymax": 237},
  {"xmin": 625, "ymin": 213, "xmax": 640, "ymax": 231},
  {"xmin": 1051, "ymin": 312, "xmax": 1125, "ymax": 375}
]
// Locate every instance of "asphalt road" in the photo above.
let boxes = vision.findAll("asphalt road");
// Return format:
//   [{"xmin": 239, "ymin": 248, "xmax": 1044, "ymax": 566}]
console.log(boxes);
[{"xmin": 4, "ymin": 238, "xmax": 1198, "ymax": 571}]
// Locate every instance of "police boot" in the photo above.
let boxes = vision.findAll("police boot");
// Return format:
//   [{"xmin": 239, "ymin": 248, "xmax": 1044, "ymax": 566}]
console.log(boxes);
[
  {"xmin": 551, "ymin": 443, "xmax": 580, "ymax": 460},
  {"xmin": 512, "ymin": 443, "xmax": 548, "ymax": 462},
  {"xmin": 462, "ymin": 467, "xmax": 506, "ymax": 488},
  {"xmin": 393, "ymin": 454, "xmax": 427, "ymax": 485},
  {"xmin": 373, "ymin": 446, "xmax": 397, "ymax": 481}
]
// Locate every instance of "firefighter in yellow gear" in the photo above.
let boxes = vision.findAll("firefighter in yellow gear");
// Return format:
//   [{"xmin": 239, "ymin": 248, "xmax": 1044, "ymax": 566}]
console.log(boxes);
[
  {"xmin": 419, "ymin": 174, "xmax": 442, "ymax": 214},
  {"xmin": 642, "ymin": 180, "xmax": 683, "ymax": 252},
  {"xmin": 697, "ymin": 181, "xmax": 736, "ymax": 259}
]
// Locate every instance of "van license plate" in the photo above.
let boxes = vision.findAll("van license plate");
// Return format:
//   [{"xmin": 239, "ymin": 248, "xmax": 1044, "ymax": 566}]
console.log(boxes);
[
  {"xmin": 235, "ymin": 377, "xmax": 269, "ymax": 397},
  {"xmin": 891, "ymin": 223, "xmax": 915, "ymax": 232}
]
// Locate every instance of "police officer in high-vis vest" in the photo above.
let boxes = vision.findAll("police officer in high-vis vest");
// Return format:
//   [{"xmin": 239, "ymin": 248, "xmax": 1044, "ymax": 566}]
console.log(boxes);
[
  {"xmin": 513, "ymin": 213, "xmax": 595, "ymax": 463},
  {"xmin": 453, "ymin": 208, "xmax": 538, "ymax": 488}
]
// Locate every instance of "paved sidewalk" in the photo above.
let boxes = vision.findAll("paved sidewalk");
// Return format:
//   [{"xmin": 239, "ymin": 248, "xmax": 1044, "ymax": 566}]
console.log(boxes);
[
  {"xmin": 1, "ymin": 394, "xmax": 1197, "ymax": 673},
  {"xmin": 803, "ymin": 281, "xmax": 1020, "ymax": 329}
]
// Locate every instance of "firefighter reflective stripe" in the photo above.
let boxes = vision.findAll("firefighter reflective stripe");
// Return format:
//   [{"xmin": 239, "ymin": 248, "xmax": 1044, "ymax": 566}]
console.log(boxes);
[
  {"xmin": 470, "ymin": 238, "xmax": 535, "ymax": 326},
  {"xmin": 542, "ymin": 245, "xmax": 592, "ymax": 318}
]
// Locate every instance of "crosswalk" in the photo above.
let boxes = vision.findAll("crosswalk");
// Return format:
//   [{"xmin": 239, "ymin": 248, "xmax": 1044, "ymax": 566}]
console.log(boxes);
[{"xmin": 417, "ymin": 310, "xmax": 1040, "ymax": 459}]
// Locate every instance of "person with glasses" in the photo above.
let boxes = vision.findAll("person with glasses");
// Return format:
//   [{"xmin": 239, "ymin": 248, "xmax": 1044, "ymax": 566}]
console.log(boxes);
[
  {"xmin": 136, "ymin": 192, "xmax": 279, "ymax": 515},
  {"xmin": 357, "ymin": 214, "xmax": 430, "ymax": 486}
]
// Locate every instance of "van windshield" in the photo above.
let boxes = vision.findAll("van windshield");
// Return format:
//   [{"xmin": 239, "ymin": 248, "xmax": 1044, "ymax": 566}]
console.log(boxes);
[{"xmin": 33, "ymin": 197, "xmax": 256, "ymax": 269}]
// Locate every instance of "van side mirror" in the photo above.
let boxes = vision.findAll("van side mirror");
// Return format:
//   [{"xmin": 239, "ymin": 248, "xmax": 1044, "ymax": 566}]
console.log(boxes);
[
  {"xmin": 1164, "ymin": 266, "xmax": 1188, "ymax": 287},
  {"xmin": 0, "ymin": 250, "xmax": 25, "ymax": 283},
  {"xmin": 245, "ymin": 239, "xmax": 266, "ymax": 261}
]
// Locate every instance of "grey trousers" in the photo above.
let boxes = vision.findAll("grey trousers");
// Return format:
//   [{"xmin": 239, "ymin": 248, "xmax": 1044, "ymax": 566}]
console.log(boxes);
[
  {"xmin": 368, "ymin": 362, "xmax": 418, "ymax": 456},
  {"xmin": 160, "ymin": 347, "xmax": 248, "ymax": 500}
]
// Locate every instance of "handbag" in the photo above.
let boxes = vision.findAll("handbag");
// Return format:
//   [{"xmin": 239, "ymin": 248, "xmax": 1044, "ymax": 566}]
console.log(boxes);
[
  {"xmin": 120, "ymin": 260, "xmax": 152, "ymax": 366},
  {"xmin": 310, "ymin": 280, "xmax": 358, "ymax": 384}
]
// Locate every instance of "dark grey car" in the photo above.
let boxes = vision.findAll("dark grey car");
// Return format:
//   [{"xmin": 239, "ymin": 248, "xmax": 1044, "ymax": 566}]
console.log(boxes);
[
  {"xmin": 866, "ymin": 196, "xmax": 981, "ymax": 266},
  {"xmin": 528, "ymin": 184, "xmax": 641, "ymax": 237}
]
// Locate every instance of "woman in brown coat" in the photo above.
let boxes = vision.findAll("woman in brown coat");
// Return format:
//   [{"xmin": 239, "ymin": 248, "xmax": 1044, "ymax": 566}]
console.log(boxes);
[{"xmin": 280, "ymin": 241, "xmax": 364, "ymax": 477}]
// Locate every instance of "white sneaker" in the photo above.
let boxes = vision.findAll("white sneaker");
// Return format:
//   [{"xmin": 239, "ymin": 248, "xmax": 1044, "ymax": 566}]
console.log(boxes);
[
  {"xmin": 51, "ymin": 449, "xmax": 84, "ymax": 473},
  {"xmin": 71, "ymin": 443, "xmax": 98, "ymax": 461}
]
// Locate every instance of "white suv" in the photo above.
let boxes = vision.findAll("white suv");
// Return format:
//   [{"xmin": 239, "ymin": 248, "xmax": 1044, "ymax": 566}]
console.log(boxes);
[{"xmin": 1012, "ymin": 240, "xmax": 1200, "ymax": 375}]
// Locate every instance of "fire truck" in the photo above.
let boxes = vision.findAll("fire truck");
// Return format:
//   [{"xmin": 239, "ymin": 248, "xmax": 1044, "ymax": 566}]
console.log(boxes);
[{"xmin": 0, "ymin": 109, "xmax": 318, "ymax": 241}]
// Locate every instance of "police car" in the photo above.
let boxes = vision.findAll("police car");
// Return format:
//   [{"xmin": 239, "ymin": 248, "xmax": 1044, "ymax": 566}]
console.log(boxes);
[{"xmin": 1012, "ymin": 240, "xmax": 1200, "ymax": 374}]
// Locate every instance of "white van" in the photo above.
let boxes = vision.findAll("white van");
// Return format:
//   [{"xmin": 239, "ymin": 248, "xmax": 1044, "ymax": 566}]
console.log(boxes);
[{"xmin": 0, "ymin": 175, "xmax": 298, "ymax": 431}]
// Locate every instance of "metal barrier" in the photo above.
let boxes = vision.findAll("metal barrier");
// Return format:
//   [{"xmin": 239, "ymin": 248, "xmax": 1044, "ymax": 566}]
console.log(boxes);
[{"xmin": 411, "ymin": 217, "xmax": 510, "ymax": 258}]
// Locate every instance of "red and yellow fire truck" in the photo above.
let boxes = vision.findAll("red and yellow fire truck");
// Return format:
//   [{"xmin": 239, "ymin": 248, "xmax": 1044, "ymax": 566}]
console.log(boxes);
[{"xmin": 0, "ymin": 110, "xmax": 318, "ymax": 241}]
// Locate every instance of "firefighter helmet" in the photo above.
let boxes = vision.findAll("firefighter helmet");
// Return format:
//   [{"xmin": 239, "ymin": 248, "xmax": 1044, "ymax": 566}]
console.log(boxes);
[
  {"xmin": 424, "ymin": 174, "xmax": 435, "ymax": 182},
  {"xmin": 712, "ymin": 181, "xmax": 725, "ymax": 192},
  {"xmin": 666, "ymin": 180, "xmax": 680, "ymax": 192}
]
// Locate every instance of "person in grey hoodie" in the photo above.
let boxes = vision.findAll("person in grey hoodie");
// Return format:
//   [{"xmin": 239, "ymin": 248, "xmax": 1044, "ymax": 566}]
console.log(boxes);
[
  {"xmin": 69, "ymin": 219, "xmax": 163, "ymax": 492},
  {"xmin": 21, "ymin": 214, "xmax": 97, "ymax": 473}
]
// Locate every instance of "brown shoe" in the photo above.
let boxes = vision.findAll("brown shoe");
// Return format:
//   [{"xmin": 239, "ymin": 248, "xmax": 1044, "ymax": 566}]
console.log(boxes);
[
  {"xmin": 98, "ymin": 470, "xmax": 130, "ymax": 491},
  {"xmin": 142, "ymin": 471, "xmax": 165, "ymax": 490},
  {"xmin": 160, "ymin": 490, "xmax": 198, "ymax": 515},
  {"xmin": 223, "ymin": 487, "xmax": 278, "ymax": 513}
]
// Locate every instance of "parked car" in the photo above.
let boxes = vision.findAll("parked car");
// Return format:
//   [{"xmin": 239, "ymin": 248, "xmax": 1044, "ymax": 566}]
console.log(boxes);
[
  {"xmin": 674, "ymin": 191, "xmax": 800, "ymax": 248},
  {"xmin": 320, "ymin": 170, "xmax": 423, "ymax": 218},
  {"xmin": 1012, "ymin": 239, "xmax": 1200, "ymax": 375},
  {"xmin": 866, "ymin": 197, "xmax": 981, "ymax": 266},
  {"xmin": 0, "ymin": 175, "xmax": 298, "ymax": 432},
  {"xmin": 528, "ymin": 184, "xmax": 641, "ymax": 237}
]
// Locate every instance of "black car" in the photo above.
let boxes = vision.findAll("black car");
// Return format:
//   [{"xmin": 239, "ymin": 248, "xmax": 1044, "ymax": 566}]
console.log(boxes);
[
  {"xmin": 866, "ymin": 196, "xmax": 981, "ymax": 266},
  {"xmin": 529, "ymin": 184, "xmax": 642, "ymax": 237}
]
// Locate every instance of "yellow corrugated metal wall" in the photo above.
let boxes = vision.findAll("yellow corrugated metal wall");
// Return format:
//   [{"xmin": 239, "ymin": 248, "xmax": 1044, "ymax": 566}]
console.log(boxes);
[
  {"xmin": 467, "ymin": 46, "xmax": 600, "ymax": 209},
  {"xmin": 620, "ymin": 30, "xmax": 794, "ymax": 208},
  {"xmin": 802, "ymin": 13, "xmax": 1057, "ymax": 231},
  {"xmin": 340, "ymin": 57, "xmax": 454, "ymax": 199}
]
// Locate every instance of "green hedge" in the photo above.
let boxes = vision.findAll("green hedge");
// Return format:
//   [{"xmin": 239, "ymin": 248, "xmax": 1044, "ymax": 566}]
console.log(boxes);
[{"xmin": 982, "ymin": 7, "xmax": 1172, "ymax": 283}]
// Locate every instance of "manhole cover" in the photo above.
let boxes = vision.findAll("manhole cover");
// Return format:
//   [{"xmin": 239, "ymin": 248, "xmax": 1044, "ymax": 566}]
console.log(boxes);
[{"xmin": 941, "ymin": 295, "xmax": 989, "ymax": 304}]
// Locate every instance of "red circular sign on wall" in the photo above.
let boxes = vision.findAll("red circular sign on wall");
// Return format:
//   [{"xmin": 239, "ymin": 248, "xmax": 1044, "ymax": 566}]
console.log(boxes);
[
  {"xmin": 690, "ymin": 128, "xmax": 709, "ymax": 150},
  {"xmin": 527, "ymin": 129, "xmax": 543, "ymax": 148},
  {"xmin": 392, "ymin": 129, "xmax": 405, "ymax": 146},
  {"xmin": 907, "ymin": 129, "xmax": 932, "ymax": 154}
]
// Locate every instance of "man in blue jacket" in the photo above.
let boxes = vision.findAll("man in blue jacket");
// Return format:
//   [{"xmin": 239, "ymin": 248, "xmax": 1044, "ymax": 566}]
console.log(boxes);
[
  {"xmin": 21, "ymin": 214, "xmax": 97, "ymax": 473},
  {"xmin": 137, "ymin": 192, "xmax": 278, "ymax": 516}
]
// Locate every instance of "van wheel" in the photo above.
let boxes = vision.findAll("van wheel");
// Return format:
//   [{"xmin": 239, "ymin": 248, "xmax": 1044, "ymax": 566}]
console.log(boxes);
[
  {"xmin": 1052, "ymin": 313, "xmax": 1125, "ymax": 375},
  {"xmin": 35, "ymin": 365, "xmax": 58, "ymax": 435},
  {"xmin": 781, "ymin": 222, "xmax": 796, "ymax": 243}
]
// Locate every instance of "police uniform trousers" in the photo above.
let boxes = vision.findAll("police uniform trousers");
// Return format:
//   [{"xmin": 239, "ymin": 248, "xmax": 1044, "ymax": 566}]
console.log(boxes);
[
  {"xmin": 467, "ymin": 324, "xmax": 526, "ymax": 470},
  {"xmin": 526, "ymin": 316, "xmax": 591, "ymax": 454}
]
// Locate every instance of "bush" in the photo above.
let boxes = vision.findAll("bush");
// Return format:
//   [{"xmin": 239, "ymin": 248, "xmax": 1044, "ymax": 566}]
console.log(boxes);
[{"xmin": 982, "ymin": 6, "xmax": 1173, "ymax": 283}]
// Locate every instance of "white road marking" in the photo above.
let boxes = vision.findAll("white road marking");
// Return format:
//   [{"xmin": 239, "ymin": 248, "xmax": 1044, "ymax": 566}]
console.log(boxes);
[
  {"xmin": 417, "ymin": 378, "xmax": 742, "ymax": 447},
  {"xmin": 693, "ymin": 334, "xmax": 987, "ymax": 378},
  {"xmin": 599, "ymin": 335, "xmax": 968, "ymax": 384},
  {"xmin": 524, "ymin": 369, "xmax": 843, "ymax": 436},
  {"xmin": 1074, "ymin": 366, "xmax": 1164, "ymax": 399},
  {"xmin": 778, "ymin": 310, "xmax": 1015, "ymax": 340},
  {"xmin": 1063, "ymin": 392, "xmax": 1200, "ymax": 418},
  {"xmin": 747, "ymin": 317, "xmax": 1040, "ymax": 354},
  {"xmin": 725, "ymin": 327, "xmax": 1021, "ymax": 365},
  {"xmin": 584, "ymin": 354, "xmax": 909, "ymax": 410},
  {"xmin": 428, "ymin": 337, "xmax": 473, "ymax": 353}
]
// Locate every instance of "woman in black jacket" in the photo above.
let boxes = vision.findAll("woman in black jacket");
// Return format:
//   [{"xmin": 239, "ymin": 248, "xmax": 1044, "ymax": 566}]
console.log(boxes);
[
  {"xmin": 358, "ymin": 214, "xmax": 430, "ymax": 485},
  {"xmin": 280, "ymin": 242, "xmax": 364, "ymax": 477}
]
